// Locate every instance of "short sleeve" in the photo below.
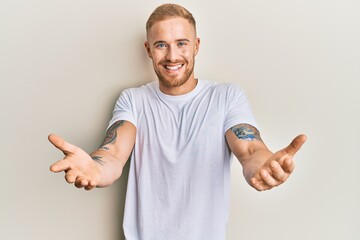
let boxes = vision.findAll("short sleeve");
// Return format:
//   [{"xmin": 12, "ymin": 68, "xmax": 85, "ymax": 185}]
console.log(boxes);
[
  {"xmin": 223, "ymin": 84, "xmax": 257, "ymax": 133},
  {"xmin": 107, "ymin": 89, "xmax": 136, "ymax": 130}
]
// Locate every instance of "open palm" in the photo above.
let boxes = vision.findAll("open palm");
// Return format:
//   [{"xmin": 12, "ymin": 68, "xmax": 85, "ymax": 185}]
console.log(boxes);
[
  {"xmin": 49, "ymin": 134, "xmax": 102, "ymax": 190},
  {"xmin": 250, "ymin": 134, "xmax": 307, "ymax": 191}
]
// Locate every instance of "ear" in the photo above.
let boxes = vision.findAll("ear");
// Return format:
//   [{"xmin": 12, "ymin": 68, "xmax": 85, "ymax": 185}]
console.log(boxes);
[
  {"xmin": 194, "ymin": 37, "xmax": 200, "ymax": 56},
  {"xmin": 144, "ymin": 41, "xmax": 152, "ymax": 58}
]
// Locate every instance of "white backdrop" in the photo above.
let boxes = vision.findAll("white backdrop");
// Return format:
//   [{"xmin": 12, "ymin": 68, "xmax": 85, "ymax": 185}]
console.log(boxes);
[{"xmin": 1, "ymin": 0, "xmax": 359, "ymax": 239}]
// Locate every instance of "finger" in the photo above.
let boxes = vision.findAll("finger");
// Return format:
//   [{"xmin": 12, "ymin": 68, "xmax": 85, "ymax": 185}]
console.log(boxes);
[
  {"xmin": 65, "ymin": 170, "xmax": 78, "ymax": 184},
  {"xmin": 48, "ymin": 134, "xmax": 77, "ymax": 154},
  {"xmin": 270, "ymin": 160, "xmax": 287, "ymax": 182},
  {"xmin": 282, "ymin": 157, "xmax": 295, "ymax": 173},
  {"xmin": 250, "ymin": 178, "xmax": 265, "ymax": 191},
  {"xmin": 250, "ymin": 176, "xmax": 272, "ymax": 191},
  {"xmin": 85, "ymin": 186, "xmax": 93, "ymax": 191},
  {"xmin": 259, "ymin": 169, "xmax": 279, "ymax": 188},
  {"xmin": 50, "ymin": 159, "xmax": 71, "ymax": 173},
  {"xmin": 89, "ymin": 180, "xmax": 97, "ymax": 188},
  {"xmin": 75, "ymin": 176, "xmax": 88, "ymax": 188},
  {"xmin": 85, "ymin": 181, "xmax": 96, "ymax": 191},
  {"xmin": 283, "ymin": 134, "xmax": 307, "ymax": 155}
]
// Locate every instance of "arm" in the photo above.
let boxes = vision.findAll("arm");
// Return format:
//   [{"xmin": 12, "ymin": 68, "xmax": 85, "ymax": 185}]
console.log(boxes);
[
  {"xmin": 225, "ymin": 124, "xmax": 306, "ymax": 191},
  {"xmin": 49, "ymin": 120, "xmax": 136, "ymax": 190}
]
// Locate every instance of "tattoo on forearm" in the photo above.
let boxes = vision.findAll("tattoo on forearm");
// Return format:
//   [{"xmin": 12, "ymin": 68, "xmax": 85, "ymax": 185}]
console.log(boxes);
[
  {"xmin": 99, "ymin": 120, "xmax": 125, "ymax": 150},
  {"xmin": 91, "ymin": 156, "xmax": 106, "ymax": 165},
  {"xmin": 231, "ymin": 124, "xmax": 262, "ymax": 141}
]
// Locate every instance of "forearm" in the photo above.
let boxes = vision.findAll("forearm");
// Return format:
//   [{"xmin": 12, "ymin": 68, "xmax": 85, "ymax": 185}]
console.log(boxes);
[
  {"xmin": 225, "ymin": 124, "xmax": 272, "ymax": 184},
  {"xmin": 90, "ymin": 120, "xmax": 135, "ymax": 187}
]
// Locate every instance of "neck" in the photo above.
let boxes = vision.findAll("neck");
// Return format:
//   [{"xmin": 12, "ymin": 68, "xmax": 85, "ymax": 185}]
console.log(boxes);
[{"xmin": 159, "ymin": 77, "xmax": 198, "ymax": 96}]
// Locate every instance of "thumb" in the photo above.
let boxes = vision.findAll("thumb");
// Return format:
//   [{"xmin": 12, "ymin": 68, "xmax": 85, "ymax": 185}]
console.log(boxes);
[
  {"xmin": 283, "ymin": 134, "xmax": 307, "ymax": 155},
  {"xmin": 48, "ymin": 134, "xmax": 76, "ymax": 154}
]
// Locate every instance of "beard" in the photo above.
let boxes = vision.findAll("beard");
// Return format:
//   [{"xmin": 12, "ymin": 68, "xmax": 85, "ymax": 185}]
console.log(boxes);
[{"xmin": 154, "ymin": 57, "xmax": 195, "ymax": 88}]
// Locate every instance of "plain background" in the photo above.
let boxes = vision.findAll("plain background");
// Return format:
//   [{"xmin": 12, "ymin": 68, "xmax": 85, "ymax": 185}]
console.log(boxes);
[{"xmin": 1, "ymin": 0, "xmax": 359, "ymax": 239}]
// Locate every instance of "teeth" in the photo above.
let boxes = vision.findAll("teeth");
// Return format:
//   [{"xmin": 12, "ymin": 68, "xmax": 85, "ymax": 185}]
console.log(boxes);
[{"xmin": 165, "ymin": 64, "xmax": 182, "ymax": 70}]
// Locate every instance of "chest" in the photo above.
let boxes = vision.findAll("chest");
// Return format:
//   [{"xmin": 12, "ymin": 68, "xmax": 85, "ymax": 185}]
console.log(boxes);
[{"xmin": 135, "ymin": 91, "xmax": 227, "ymax": 151}]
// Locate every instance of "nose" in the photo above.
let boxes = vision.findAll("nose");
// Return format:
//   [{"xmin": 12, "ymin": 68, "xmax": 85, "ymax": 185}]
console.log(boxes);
[{"xmin": 165, "ymin": 45, "xmax": 179, "ymax": 62}]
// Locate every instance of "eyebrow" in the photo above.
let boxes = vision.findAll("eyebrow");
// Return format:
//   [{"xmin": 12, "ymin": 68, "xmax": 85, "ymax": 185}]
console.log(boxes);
[
  {"xmin": 153, "ymin": 38, "xmax": 190, "ymax": 46},
  {"xmin": 176, "ymin": 38, "xmax": 190, "ymax": 43}
]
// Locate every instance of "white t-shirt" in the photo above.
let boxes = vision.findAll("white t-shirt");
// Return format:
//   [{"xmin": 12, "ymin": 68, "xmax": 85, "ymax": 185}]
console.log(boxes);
[{"xmin": 108, "ymin": 79, "xmax": 257, "ymax": 240}]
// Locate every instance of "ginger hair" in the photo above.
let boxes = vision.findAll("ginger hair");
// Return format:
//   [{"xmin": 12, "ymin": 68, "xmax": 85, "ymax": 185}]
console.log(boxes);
[{"xmin": 146, "ymin": 3, "xmax": 196, "ymax": 34}]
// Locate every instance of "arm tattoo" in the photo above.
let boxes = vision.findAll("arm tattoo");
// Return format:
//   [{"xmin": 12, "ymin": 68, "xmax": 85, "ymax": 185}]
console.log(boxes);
[
  {"xmin": 230, "ymin": 124, "xmax": 263, "ymax": 141},
  {"xmin": 91, "ymin": 156, "xmax": 106, "ymax": 165},
  {"xmin": 99, "ymin": 120, "xmax": 125, "ymax": 150}
]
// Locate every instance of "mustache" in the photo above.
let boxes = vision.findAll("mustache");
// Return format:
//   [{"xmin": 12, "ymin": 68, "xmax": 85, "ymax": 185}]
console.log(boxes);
[{"xmin": 160, "ymin": 59, "xmax": 187, "ymax": 65}]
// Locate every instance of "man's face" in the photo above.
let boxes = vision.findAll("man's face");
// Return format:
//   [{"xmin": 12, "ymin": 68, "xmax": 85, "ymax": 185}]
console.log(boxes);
[{"xmin": 145, "ymin": 17, "xmax": 200, "ymax": 90}]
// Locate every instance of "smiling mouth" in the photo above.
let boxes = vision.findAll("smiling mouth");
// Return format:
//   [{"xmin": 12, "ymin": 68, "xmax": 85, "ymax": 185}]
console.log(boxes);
[{"xmin": 163, "ymin": 64, "xmax": 184, "ymax": 71}]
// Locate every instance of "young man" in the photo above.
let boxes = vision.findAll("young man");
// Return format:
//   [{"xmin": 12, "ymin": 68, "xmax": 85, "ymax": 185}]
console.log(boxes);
[{"xmin": 49, "ymin": 4, "xmax": 306, "ymax": 240}]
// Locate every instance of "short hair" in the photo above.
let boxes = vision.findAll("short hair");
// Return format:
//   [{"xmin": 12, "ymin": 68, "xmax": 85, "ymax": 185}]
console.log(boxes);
[{"xmin": 146, "ymin": 3, "xmax": 196, "ymax": 34}]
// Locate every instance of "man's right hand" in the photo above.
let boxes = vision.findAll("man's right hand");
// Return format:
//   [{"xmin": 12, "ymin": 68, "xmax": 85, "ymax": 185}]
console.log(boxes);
[{"xmin": 49, "ymin": 134, "xmax": 102, "ymax": 191}]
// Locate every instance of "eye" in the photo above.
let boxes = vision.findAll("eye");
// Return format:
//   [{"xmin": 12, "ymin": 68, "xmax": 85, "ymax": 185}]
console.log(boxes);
[
  {"xmin": 156, "ymin": 43, "xmax": 166, "ymax": 48},
  {"xmin": 178, "ymin": 41, "xmax": 187, "ymax": 47}
]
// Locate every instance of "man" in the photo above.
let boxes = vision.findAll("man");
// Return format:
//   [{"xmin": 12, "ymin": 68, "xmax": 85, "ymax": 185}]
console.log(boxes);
[{"xmin": 49, "ymin": 3, "xmax": 306, "ymax": 240}]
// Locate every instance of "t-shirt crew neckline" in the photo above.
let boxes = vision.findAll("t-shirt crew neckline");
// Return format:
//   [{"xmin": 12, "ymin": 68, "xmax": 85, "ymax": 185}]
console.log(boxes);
[{"xmin": 154, "ymin": 79, "xmax": 205, "ymax": 102}]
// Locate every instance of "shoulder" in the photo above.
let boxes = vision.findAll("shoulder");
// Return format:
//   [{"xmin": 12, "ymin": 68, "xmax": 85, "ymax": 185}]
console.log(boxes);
[
  {"xmin": 118, "ymin": 81, "xmax": 157, "ymax": 99},
  {"xmin": 201, "ymin": 80, "xmax": 245, "ymax": 97},
  {"xmin": 219, "ymin": 82, "xmax": 244, "ymax": 93},
  {"xmin": 201, "ymin": 79, "xmax": 242, "ymax": 90}
]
